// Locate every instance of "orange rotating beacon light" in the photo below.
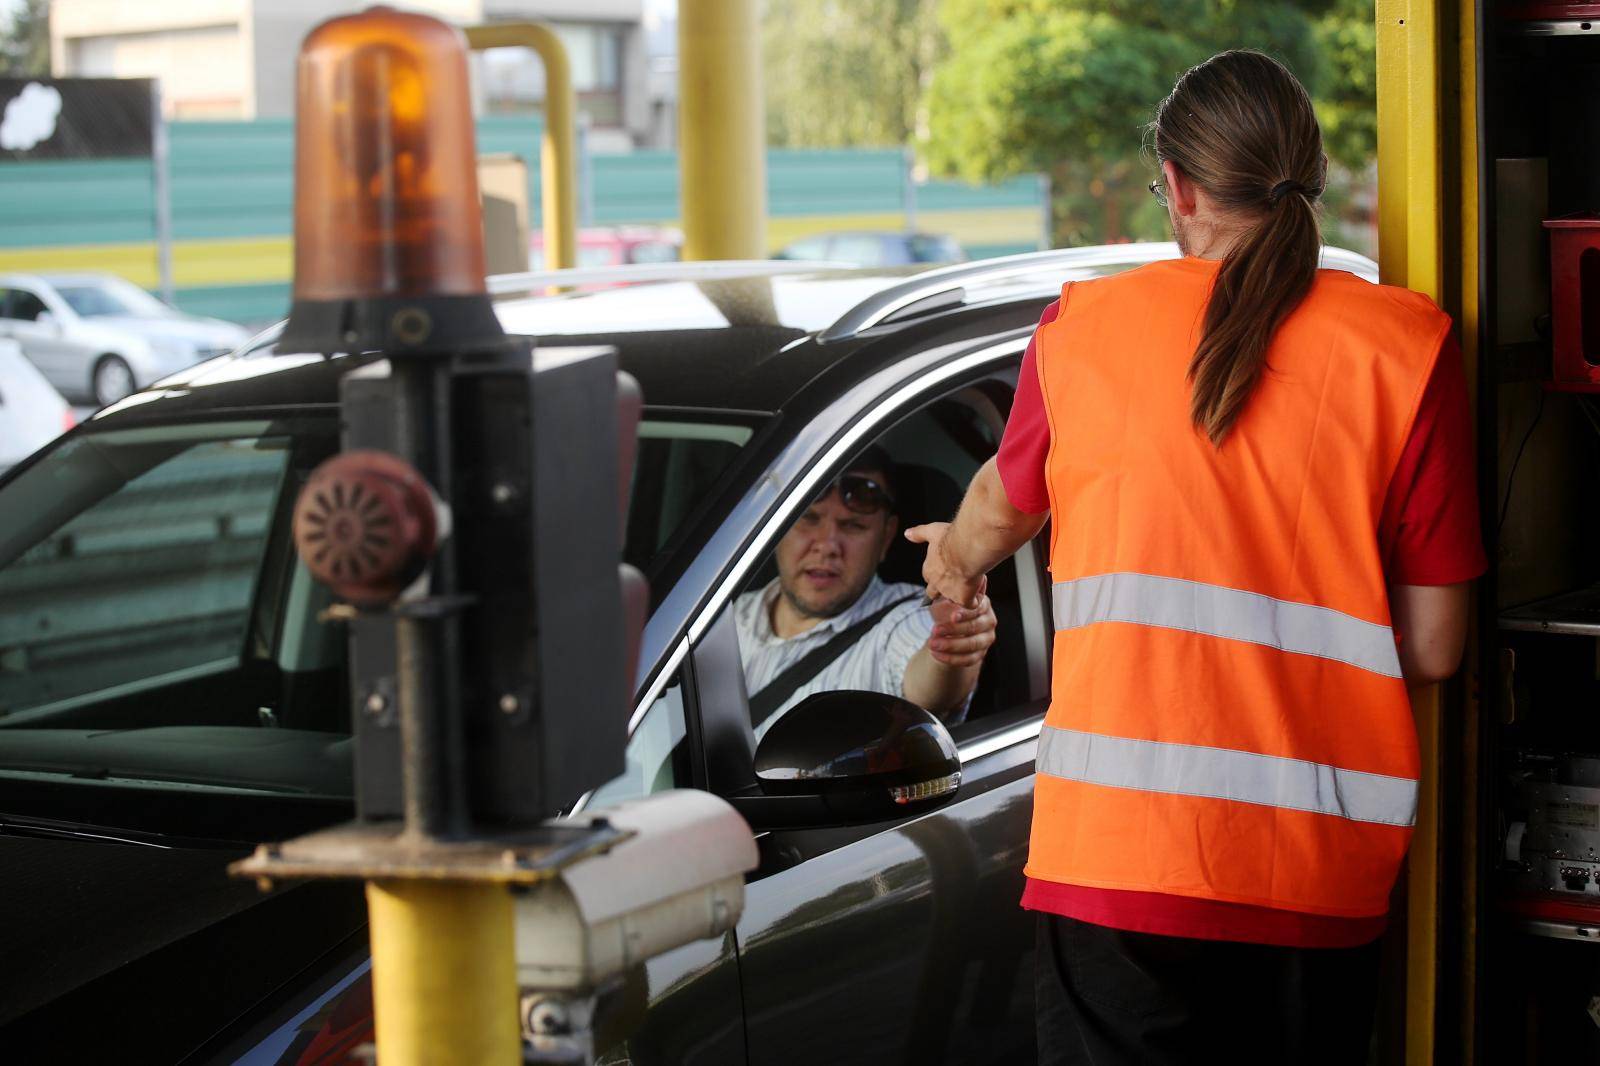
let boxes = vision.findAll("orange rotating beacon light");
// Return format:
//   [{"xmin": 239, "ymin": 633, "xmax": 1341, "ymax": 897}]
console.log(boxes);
[{"xmin": 278, "ymin": 6, "xmax": 506, "ymax": 356}]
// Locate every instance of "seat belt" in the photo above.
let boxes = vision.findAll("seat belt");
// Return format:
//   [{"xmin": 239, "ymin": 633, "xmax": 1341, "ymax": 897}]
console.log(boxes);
[{"xmin": 748, "ymin": 594, "xmax": 920, "ymax": 730}]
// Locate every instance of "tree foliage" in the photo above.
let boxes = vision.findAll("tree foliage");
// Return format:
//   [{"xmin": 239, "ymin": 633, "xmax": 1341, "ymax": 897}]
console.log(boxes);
[
  {"xmin": 764, "ymin": 0, "xmax": 944, "ymax": 147},
  {"xmin": 1312, "ymin": 0, "xmax": 1378, "ymax": 169},
  {"xmin": 759, "ymin": 0, "xmax": 1378, "ymax": 245},
  {"xmin": 922, "ymin": 0, "xmax": 1365, "ymax": 243},
  {"xmin": 0, "ymin": 0, "xmax": 49, "ymax": 78}
]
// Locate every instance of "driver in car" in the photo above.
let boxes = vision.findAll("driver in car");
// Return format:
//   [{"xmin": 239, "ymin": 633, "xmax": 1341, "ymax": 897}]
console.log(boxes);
[{"xmin": 733, "ymin": 446, "xmax": 997, "ymax": 739}]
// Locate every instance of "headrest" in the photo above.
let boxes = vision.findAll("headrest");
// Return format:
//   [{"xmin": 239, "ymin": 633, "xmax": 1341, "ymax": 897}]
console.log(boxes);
[{"xmin": 878, "ymin": 462, "xmax": 965, "ymax": 587}]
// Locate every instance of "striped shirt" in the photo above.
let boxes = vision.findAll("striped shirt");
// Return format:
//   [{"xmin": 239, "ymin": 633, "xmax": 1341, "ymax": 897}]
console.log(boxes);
[{"xmin": 734, "ymin": 576, "xmax": 940, "ymax": 740}]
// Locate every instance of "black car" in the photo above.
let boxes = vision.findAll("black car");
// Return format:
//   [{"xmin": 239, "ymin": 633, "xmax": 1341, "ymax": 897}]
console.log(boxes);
[{"xmin": 0, "ymin": 245, "xmax": 1378, "ymax": 1064}]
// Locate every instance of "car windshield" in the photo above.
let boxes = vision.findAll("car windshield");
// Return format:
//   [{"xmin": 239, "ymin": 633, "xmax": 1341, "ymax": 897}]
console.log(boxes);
[
  {"xmin": 0, "ymin": 409, "xmax": 754, "ymax": 824},
  {"xmin": 53, "ymin": 278, "xmax": 172, "ymax": 319}
]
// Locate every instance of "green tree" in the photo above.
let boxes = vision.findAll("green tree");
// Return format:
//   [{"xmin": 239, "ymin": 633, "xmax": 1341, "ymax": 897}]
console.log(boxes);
[
  {"xmin": 1314, "ymin": 0, "xmax": 1378, "ymax": 169},
  {"xmin": 0, "ymin": 0, "xmax": 50, "ymax": 77},
  {"xmin": 923, "ymin": 0, "xmax": 1372, "ymax": 245},
  {"xmin": 764, "ymin": 0, "xmax": 944, "ymax": 147}
]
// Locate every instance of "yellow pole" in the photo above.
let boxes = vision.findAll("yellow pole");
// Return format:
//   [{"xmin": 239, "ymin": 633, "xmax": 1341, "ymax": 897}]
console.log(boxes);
[
  {"xmin": 1451, "ymin": 4, "xmax": 1482, "ymax": 1061},
  {"xmin": 465, "ymin": 23, "xmax": 577, "ymax": 271},
  {"xmin": 1377, "ymin": 2, "xmax": 1482, "ymax": 1062},
  {"xmin": 678, "ymin": 0, "xmax": 767, "ymax": 260},
  {"xmin": 367, "ymin": 880, "xmax": 521, "ymax": 1065},
  {"xmin": 1378, "ymin": 3, "xmax": 1442, "ymax": 1058}
]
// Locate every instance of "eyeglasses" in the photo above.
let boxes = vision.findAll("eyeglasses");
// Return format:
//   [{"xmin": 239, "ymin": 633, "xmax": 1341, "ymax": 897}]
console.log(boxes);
[
  {"xmin": 815, "ymin": 472, "xmax": 897, "ymax": 515},
  {"xmin": 1148, "ymin": 178, "xmax": 1169, "ymax": 208}
]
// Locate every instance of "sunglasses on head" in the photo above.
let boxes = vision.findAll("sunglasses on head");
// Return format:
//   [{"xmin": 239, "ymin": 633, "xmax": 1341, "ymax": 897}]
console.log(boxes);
[{"xmin": 814, "ymin": 472, "xmax": 897, "ymax": 515}]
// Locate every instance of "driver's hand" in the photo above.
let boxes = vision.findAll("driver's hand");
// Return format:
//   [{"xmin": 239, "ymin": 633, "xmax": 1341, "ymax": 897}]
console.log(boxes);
[{"xmin": 926, "ymin": 593, "xmax": 996, "ymax": 668}]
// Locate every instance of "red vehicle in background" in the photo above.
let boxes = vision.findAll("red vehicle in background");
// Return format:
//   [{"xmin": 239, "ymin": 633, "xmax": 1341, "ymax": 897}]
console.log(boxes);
[{"xmin": 530, "ymin": 226, "xmax": 684, "ymax": 269}]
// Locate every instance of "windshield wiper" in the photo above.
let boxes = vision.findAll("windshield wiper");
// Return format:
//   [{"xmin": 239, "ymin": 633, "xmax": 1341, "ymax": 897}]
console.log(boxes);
[{"xmin": 0, "ymin": 816, "xmax": 171, "ymax": 849}]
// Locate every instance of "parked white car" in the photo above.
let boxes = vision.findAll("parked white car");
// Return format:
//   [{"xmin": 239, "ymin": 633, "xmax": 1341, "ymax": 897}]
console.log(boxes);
[
  {"xmin": 0, "ymin": 273, "xmax": 251, "ymax": 407},
  {"xmin": 0, "ymin": 338, "xmax": 72, "ymax": 475}
]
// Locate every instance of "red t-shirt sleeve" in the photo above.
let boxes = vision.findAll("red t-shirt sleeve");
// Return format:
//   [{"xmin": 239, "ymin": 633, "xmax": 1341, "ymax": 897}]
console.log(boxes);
[
  {"xmin": 995, "ymin": 299, "xmax": 1061, "ymax": 515},
  {"xmin": 1378, "ymin": 332, "xmax": 1488, "ymax": 585}
]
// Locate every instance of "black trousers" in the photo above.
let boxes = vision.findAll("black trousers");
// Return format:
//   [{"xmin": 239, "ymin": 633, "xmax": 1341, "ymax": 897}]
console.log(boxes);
[{"xmin": 1036, "ymin": 914, "xmax": 1383, "ymax": 1066}]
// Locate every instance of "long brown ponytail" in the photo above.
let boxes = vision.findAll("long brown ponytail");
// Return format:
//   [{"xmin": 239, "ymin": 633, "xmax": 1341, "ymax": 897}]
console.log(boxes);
[{"xmin": 1152, "ymin": 51, "xmax": 1327, "ymax": 446}]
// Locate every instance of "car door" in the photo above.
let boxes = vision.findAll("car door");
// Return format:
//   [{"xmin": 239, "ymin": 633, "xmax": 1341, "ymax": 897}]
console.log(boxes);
[
  {"xmin": 679, "ymin": 343, "xmax": 1049, "ymax": 1064},
  {"xmin": 0, "ymin": 286, "xmax": 87, "ymax": 394}
]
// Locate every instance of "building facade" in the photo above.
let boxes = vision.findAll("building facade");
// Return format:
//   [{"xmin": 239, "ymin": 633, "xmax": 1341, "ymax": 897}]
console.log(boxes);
[{"xmin": 48, "ymin": 0, "xmax": 664, "ymax": 149}]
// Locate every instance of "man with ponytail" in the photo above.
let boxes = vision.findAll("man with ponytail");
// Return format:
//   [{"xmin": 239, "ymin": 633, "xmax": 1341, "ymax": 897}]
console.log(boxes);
[{"xmin": 904, "ymin": 51, "xmax": 1483, "ymax": 1063}]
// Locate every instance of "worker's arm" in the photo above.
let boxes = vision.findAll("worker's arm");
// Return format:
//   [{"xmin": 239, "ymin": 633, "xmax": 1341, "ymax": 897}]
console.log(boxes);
[
  {"xmin": 1389, "ymin": 582, "xmax": 1471, "ymax": 685},
  {"xmin": 905, "ymin": 458, "xmax": 1048, "ymax": 608}
]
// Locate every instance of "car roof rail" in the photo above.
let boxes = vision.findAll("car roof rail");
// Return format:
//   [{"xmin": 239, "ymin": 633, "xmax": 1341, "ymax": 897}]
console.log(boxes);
[
  {"xmin": 486, "ymin": 259, "xmax": 855, "ymax": 296},
  {"xmin": 816, "ymin": 246, "xmax": 1162, "ymax": 343},
  {"xmin": 815, "ymin": 242, "xmax": 1382, "ymax": 343}
]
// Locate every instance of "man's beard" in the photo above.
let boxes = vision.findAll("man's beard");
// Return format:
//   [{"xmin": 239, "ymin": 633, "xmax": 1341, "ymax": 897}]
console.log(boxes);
[{"xmin": 781, "ymin": 580, "xmax": 864, "ymax": 622}]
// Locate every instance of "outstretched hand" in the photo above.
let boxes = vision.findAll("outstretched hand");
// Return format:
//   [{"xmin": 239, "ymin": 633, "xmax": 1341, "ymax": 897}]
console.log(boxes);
[
  {"xmin": 925, "ymin": 593, "xmax": 996, "ymax": 668},
  {"xmin": 904, "ymin": 521, "xmax": 986, "ymax": 609}
]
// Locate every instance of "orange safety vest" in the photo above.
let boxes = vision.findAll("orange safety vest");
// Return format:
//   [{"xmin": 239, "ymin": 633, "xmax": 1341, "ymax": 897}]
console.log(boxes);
[{"xmin": 1027, "ymin": 256, "xmax": 1453, "ymax": 918}]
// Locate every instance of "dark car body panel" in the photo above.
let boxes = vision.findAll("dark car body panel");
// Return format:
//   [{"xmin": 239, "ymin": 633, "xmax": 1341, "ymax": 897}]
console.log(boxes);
[
  {"xmin": 737, "ymin": 736, "xmax": 1039, "ymax": 1065},
  {"xmin": 0, "ymin": 828, "xmax": 365, "ymax": 1063}
]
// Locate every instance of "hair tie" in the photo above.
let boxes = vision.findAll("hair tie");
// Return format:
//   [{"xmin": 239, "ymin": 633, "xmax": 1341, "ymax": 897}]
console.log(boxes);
[{"xmin": 1268, "ymin": 180, "xmax": 1306, "ymax": 205}]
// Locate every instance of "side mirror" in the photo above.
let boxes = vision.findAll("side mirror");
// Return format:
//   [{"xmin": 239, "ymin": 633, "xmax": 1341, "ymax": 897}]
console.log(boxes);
[{"xmin": 735, "ymin": 691, "xmax": 961, "ymax": 830}]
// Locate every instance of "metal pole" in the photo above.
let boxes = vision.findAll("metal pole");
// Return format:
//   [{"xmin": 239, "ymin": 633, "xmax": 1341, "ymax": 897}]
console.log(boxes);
[
  {"xmin": 1375, "ymin": 4, "xmax": 1448, "ymax": 1061},
  {"xmin": 465, "ymin": 24, "xmax": 578, "ymax": 270},
  {"xmin": 578, "ymin": 114, "xmax": 595, "ymax": 228},
  {"xmin": 150, "ymin": 81, "xmax": 176, "ymax": 305},
  {"xmin": 678, "ymin": 0, "xmax": 766, "ymax": 260},
  {"xmin": 1038, "ymin": 173, "xmax": 1053, "ymax": 251},
  {"xmin": 903, "ymin": 146, "xmax": 918, "ymax": 235},
  {"xmin": 368, "ymin": 880, "xmax": 521, "ymax": 1063}
]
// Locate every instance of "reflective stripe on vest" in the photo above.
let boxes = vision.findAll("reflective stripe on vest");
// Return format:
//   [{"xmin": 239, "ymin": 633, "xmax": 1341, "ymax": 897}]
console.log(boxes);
[
  {"xmin": 1036, "ymin": 724, "xmax": 1419, "ymax": 828},
  {"xmin": 1051, "ymin": 572, "xmax": 1403, "ymax": 679}
]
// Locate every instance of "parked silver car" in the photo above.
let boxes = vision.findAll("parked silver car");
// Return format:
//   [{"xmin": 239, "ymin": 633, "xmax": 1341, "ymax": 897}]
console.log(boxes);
[{"xmin": 0, "ymin": 273, "xmax": 251, "ymax": 407}]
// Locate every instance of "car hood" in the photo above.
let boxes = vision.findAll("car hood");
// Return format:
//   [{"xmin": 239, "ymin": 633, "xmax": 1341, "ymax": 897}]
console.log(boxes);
[
  {"xmin": 74, "ymin": 315, "xmax": 249, "ymax": 352},
  {"xmin": 0, "ymin": 831, "xmax": 365, "ymax": 1058}
]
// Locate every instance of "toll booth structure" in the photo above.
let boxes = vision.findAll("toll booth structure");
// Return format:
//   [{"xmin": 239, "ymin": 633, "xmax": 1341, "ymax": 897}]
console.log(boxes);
[{"xmin": 1377, "ymin": 2, "xmax": 1600, "ymax": 1063}]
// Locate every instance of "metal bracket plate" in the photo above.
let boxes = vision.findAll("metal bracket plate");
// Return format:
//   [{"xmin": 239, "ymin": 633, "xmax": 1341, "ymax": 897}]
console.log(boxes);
[{"xmin": 229, "ymin": 819, "xmax": 634, "ymax": 890}]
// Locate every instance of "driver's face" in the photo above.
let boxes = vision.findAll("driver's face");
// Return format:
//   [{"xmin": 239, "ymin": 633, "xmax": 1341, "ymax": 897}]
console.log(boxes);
[{"xmin": 775, "ymin": 483, "xmax": 898, "ymax": 620}]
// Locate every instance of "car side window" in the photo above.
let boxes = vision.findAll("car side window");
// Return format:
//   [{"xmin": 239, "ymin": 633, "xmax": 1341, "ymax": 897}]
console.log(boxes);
[
  {"xmin": 624, "ymin": 417, "xmax": 757, "ymax": 579},
  {"xmin": 7, "ymin": 290, "xmax": 47, "ymax": 322},
  {"xmin": 0, "ymin": 429, "xmax": 293, "ymax": 717},
  {"xmin": 586, "ymin": 668, "xmax": 691, "ymax": 810}
]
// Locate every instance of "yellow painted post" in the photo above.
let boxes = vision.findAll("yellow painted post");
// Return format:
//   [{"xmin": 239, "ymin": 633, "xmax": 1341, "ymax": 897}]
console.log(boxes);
[
  {"xmin": 1377, "ymin": 2, "xmax": 1482, "ymax": 1062},
  {"xmin": 1452, "ymin": 4, "xmax": 1482, "ymax": 1061},
  {"xmin": 1378, "ymin": 3, "xmax": 1443, "ymax": 1057},
  {"xmin": 678, "ymin": 0, "xmax": 767, "ymax": 260},
  {"xmin": 1377, "ymin": 0, "xmax": 1445, "ymax": 298},
  {"xmin": 367, "ymin": 880, "xmax": 521, "ymax": 1065},
  {"xmin": 465, "ymin": 23, "xmax": 577, "ymax": 271}
]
